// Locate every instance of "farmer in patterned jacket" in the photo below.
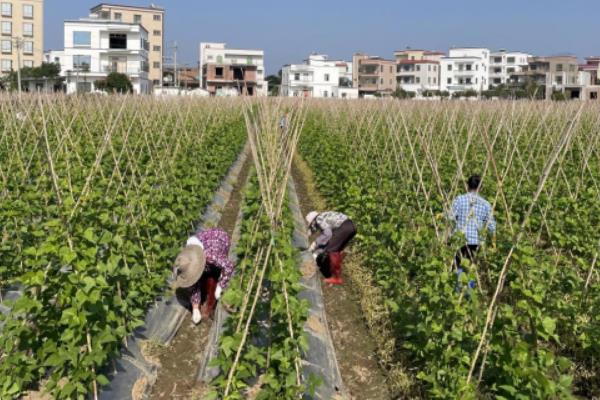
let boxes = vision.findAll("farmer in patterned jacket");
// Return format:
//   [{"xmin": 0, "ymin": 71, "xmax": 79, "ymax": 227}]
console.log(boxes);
[
  {"xmin": 306, "ymin": 211, "xmax": 357, "ymax": 285},
  {"xmin": 451, "ymin": 175, "xmax": 496, "ymax": 269},
  {"xmin": 172, "ymin": 228, "xmax": 234, "ymax": 324}
]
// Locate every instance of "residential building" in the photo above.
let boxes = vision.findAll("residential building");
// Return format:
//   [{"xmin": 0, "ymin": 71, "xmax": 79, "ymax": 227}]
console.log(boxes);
[
  {"xmin": 394, "ymin": 49, "xmax": 444, "ymax": 94},
  {"xmin": 489, "ymin": 50, "xmax": 530, "ymax": 86},
  {"xmin": 352, "ymin": 53, "xmax": 395, "ymax": 97},
  {"xmin": 281, "ymin": 54, "xmax": 358, "ymax": 98},
  {"xmin": 0, "ymin": 0, "xmax": 44, "ymax": 75},
  {"xmin": 58, "ymin": 16, "xmax": 150, "ymax": 94},
  {"xmin": 440, "ymin": 47, "xmax": 490, "ymax": 94},
  {"xmin": 510, "ymin": 56, "xmax": 581, "ymax": 99},
  {"xmin": 199, "ymin": 42, "xmax": 267, "ymax": 96},
  {"xmin": 162, "ymin": 65, "xmax": 199, "ymax": 89},
  {"xmin": 580, "ymin": 57, "xmax": 600, "ymax": 85},
  {"xmin": 90, "ymin": 3, "xmax": 164, "ymax": 87}
]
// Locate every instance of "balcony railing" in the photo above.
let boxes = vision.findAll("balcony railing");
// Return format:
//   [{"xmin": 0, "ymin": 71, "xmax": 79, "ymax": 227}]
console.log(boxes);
[{"xmin": 102, "ymin": 65, "xmax": 148, "ymax": 74}]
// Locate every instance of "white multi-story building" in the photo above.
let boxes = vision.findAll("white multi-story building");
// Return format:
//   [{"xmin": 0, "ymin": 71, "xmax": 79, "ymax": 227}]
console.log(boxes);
[
  {"xmin": 394, "ymin": 50, "xmax": 445, "ymax": 94},
  {"xmin": 489, "ymin": 50, "xmax": 531, "ymax": 86},
  {"xmin": 281, "ymin": 54, "xmax": 358, "ymax": 98},
  {"xmin": 440, "ymin": 47, "xmax": 490, "ymax": 93},
  {"xmin": 199, "ymin": 42, "xmax": 267, "ymax": 96},
  {"xmin": 56, "ymin": 15, "xmax": 150, "ymax": 94}
]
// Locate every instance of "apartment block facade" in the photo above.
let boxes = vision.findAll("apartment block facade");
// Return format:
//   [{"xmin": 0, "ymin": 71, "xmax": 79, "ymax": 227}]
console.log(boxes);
[
  {"xmin": 510, "ymin": 55, "xmax": 582, "ymax": 99},
  {"xmin": 395, "ymin": 50, "xmax": 444, "ymax": 94},
  {"xmin": 90, "ymin": 3, "xmax": 164, "ymax": 86},
  {"xmin": 489, "ymin": 50, "xmax": 530, "ymax": 86},
  {"xmin": 440, "ymin": 47, "xmax": 490, "ymax": 93},
  {"xmin": 199, "ymin": 42, "xmax": 267, "ymax": 96},
  {"xmin": 55, "ymin": 17, "xmax": 150, "ymax": 94},
  {"xmin": 281, "ymin": 54, "xmax": 358, "ymax": 98},
  {"xmin": 0, "ymin": 0, "xmax": 43, "ymax": 74},
  {"xmin": 352, "ymin": 53, "xmax": 395, "ymax": 97}
]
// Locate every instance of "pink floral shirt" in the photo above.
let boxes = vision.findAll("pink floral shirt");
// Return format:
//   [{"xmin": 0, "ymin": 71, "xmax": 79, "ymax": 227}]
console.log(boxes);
[{"xmin": 194, "ymin": 228, "xmax": 234, "ymax": 289}]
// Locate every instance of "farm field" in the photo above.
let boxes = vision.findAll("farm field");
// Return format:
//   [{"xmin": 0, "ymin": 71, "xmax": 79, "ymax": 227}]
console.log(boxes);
[{"xmin": 1, "ymin": 96, "xmax": 600, "ymax": 399}]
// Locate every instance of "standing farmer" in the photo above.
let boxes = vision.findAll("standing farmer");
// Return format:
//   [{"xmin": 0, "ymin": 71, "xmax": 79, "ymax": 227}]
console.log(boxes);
[
  {"xmin": 306, "ymin": 211, "xmax": 357, "ymax": 285},
  {"xmin": 451, "ymin": 175, "xmax": 496, "ymax": 269},
  {"xmin": 173, "ymin": 228, "xmax": 234, "ymax": 324}
]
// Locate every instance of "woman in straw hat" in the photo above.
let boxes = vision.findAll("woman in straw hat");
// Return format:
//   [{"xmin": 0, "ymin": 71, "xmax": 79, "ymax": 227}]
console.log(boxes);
[
  {"xmin": 306, "ymin": 211, "xmax": 357, "ymax": 285},
  {"xmin": 173, "ymin": 228, "xmax": 234, "ymax": 324}
]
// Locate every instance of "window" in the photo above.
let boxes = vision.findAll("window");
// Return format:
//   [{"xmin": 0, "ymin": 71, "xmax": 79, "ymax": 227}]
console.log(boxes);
[
  {"xmin": 23, "ymin": 40, "xmax": 32, "ymax": 54},
  {"xmin": 109, "ymin": 33, "xmax": 127, "ymax": 49},
  {"xmin": 476, "ymin": 64, "xmax": 479, "ymax": 71},
  {"xmin": 380, "ymin": 78, "xmax": 383, "ymax": 84},
  {"xmin": 447, "ymin": 78, "xmax": 451, "ymax": 84},
  {"xmin": 416, "ymin": 77, "xmax": 420, "ymax": 83},
  {"xmin": 507, "ymin": 67, "xmax": 515, "ymax": 73},
  {"xmin": 324, "ymin": 73, "xmax": 329, "ymax": 82},
  {"xmin": 1, "ymin": 2, "xmax": 11, "ymax": 17},
  {"xmin": 153, "ymin": 45, "xmax": 161, "ymax": 52},
  {"xmin": 416, "ymin": 65, "xmax": 420, "ymax": 71},
  {"xmin": 100, "ymin": 11, "xmax": 110, "ymax": 19},
  {"xmin": 389, "ymin": 66, "xmax": 393, "ymax": 73},
  {"xmin": 23, "ymin": 22, "xmax": 33, "ymax": 37},
  {"xmin": 556, "ymin": 76, "xmax": 563, "ymax": 84},
  {"xmin": 133, "ymin": 14, "xmax": 142, "ymax": 23},
  {"xmin": 153, "ymin": 30, "xmax": 161, "ymax": 36},
  {"xmin": 556, "ymin": 64, "xmax": 563, "ymax": 72},
  {"xmin": 23, "ymin": 4, "xmax": 33, "ymax": 18},
  {"xmin": 153, "ymin": 14, "xmax": 161, "ymax": 21},
  {"xmin": 23, "ymin": 59, "xmax": 33, "ymax": 68},
  {"xmin": 507, "ymin": 57, "xmax": 515, "ymax": 64},
  {"xmin": 433, "ymin": 77, "xmax": 436, "ymax": 84},
  {"xmin": 1, "ymin": 59, "xmax": 11, "ymax": 71},
  {"xmin": 428, "ymin": 77, "xmax": 431, "ymax": 84},
  {"xmin": 466, "ymin": 64, "xmax": 472, "ymax": 71},
  {"xmin": 1, "ymin": 21, "xmax": 11, "ymax": 35},
  {"xmin": 447, "ymin": 64, "xmax": 452, "ymax": 71},
  {"xmin": 153, "ymin": 61, "xmax": 160, "ymax": 68},
  {"xmin": 294, "ymin": 73, "xmax": 300, "ymax": 81},
  {"xmin": 1, "ymin": 39, "xmax": 10, "ymax": 53},
  {"xmin": 323, "ymin": 91, "xmax": 328, "ymax": 97},
  {"xmin": 494, "ymin": 78, "xmax": 501, "ymax": 84},
  {"xmin": 493, "ymin": 57, "xmax": 502, "ymax": 63},
  {"xmin": 494, "ymin": 67, "xmax": 501, "ymax": 73},
  {"xmin": 215, "ymin": 66, "xmax": 223, "ymax": 77},
  {"xmin": 114, "ymin": 12, "xmax": 122, "ymax": 21},
  {"xmin": 433, "ymin": 65, "xmax": 437, "ymax": 71},
  {"xmin": 73, "ymin": 31, "xmax": 91, "ymax": 47},
  {"xmin": 428, "ymin": 65, "xmax": 431, "ymax": 71},
  {"xmin": 73, "ymin": 55, "xmax": 91, "ymax": 69}
]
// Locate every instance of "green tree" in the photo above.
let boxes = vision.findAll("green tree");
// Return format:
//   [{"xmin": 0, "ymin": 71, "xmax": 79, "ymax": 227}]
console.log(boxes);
[
  {"xmin": 392, "ymin": 87, "xmax": 415, "ymax": 99},
  {"xmin": 266, "ymin": 69, "xmax": 282, "ymax": 96},
  {"xmin": 95, "ymin": 72, "xmax": 133, "ymax": 94}
]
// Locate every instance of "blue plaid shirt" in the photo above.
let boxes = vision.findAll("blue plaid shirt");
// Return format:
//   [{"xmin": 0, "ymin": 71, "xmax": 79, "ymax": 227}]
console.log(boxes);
[{"xmin": 452, "ymin": 193, "xmax": 496, "ymax": 245}]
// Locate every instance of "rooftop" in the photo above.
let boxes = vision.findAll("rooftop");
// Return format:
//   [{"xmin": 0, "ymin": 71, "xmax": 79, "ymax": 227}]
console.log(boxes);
[
  {"xmin": 397, "ymin": 59, "xmax": 440, "ymax": 64},
  {"xmin": 65, "ymin": 17, "xmax": 149, "ymax": 33},
  {"xmin": 91, "ymin": 3, "xmax": 165, "ymax": 12}
]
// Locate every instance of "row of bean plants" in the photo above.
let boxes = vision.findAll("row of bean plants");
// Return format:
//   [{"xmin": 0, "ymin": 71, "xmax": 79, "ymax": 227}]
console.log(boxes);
[
  {"xmin": 0, "ymin": 95, "xmax": 246, "ymax": 398},
  {"xmin": 299, "ymin": 100, "xmax": 600, "ymax": 399},
  {"xmin": 207, "ymin": 100, "xmax": 312, "ymax": 399}
]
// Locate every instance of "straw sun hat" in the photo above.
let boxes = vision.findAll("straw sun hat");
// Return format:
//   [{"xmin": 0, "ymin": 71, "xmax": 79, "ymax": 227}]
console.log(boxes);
[{"xmin": 173, "ymin": 245, "xmax": 206, "ymax": 289}]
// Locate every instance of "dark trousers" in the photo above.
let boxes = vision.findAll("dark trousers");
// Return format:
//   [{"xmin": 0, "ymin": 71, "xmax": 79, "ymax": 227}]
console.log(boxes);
[
  {"xmin": 455, "ymin": 244, "xmax": 479, "ymax": 269},
  {"xmin": 325, "ymin": 219, "xmax": 357, "ymax": 253},
  {"xmin": 317, "ymin": 220, "xmax": 357, "ymax": 277}
]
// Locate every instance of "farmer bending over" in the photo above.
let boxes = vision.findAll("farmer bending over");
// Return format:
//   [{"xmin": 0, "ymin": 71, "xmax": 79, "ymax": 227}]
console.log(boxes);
[
  {"xmin": 173, "ymin": 228, "xmax": 234, "ymax": 324},
  {"xmin": 306, "ymin": 211, "xmax": 357, "ymax": 285},
  {"xmin": 451, "ymin": 175, "xmax": 496, "ymax": 269}
]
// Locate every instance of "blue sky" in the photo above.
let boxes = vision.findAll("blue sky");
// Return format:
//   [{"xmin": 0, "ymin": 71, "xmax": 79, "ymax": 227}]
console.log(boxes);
[{"xmin": 46, "ymin": 0, "xmax": 600, "ymax": 74}]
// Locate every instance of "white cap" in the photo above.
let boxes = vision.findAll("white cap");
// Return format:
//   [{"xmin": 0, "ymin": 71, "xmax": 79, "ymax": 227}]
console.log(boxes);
[{"xmin": 305, "ymin": 211, "xmax": 319, "ymax": 227}]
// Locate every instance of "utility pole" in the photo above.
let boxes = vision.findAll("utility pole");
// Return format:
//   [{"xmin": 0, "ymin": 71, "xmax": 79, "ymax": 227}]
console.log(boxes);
[
  {"xmin": 12, "ymin": 36, "xmax": 23, "ymax": 96},
  {"xmin": 173, "ymin": 40, "xmax": 178, "ymax": 87}
]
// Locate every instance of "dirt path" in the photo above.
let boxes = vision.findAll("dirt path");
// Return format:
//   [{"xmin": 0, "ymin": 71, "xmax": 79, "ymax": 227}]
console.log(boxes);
[
  {"xmin": 291, "ymin": 160, "xmax": 391, "ymax": 400},
  {"xmin": 148, "ymin": 157, "xmax": 252, "ymax": 400}
]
